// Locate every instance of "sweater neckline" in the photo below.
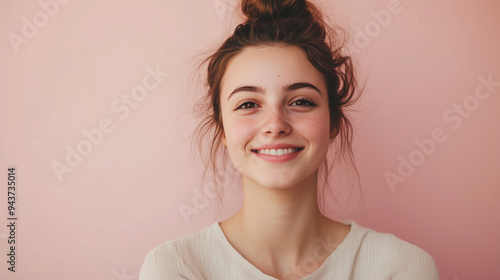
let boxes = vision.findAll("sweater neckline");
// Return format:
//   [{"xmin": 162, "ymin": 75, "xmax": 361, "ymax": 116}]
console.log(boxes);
[{"xmin": 210, "ymin": 220, "xmax": 360, "ymax": 279}]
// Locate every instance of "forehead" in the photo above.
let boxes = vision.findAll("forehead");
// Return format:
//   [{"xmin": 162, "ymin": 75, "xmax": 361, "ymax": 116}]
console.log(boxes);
[{"xmin": 220, "ymin": 45, "xmax": 326, "ymax": 96}]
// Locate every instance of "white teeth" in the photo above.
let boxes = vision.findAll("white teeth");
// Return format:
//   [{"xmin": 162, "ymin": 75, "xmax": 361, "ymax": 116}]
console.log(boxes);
[{"xmin": 255, "ymin": 148, "xmax": 300, "ymax": 155}]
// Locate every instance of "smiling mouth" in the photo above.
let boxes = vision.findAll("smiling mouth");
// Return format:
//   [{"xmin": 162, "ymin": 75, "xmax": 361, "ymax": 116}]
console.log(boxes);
[{"xmin": 251, "ymin": 148, "xmax": 304, "ymax": 156}]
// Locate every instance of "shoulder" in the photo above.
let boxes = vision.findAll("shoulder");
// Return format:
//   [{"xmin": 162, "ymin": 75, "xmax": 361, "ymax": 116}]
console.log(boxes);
[
  {"xmin": 347, "ymin": 221, "xmax": 440, "ymax": 279},
  {"xmin": 139, "ymin": 223, "xmax": 218, "ymax": 280}
]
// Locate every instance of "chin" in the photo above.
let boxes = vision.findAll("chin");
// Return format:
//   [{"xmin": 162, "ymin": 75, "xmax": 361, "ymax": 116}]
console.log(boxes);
[
  {"xmin": 260, "ymin": 180, "xmax": 299, "ymax": 190},
  {"xmin": 247, "ymin": 170, "xmax": 317, "ymax": 190}
]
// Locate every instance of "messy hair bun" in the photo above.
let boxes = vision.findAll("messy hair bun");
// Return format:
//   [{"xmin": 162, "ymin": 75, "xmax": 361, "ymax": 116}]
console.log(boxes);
[
  {"xmin": 241, "ymin": 0, "xmax": 314, "ymax": 22},
  {"xmin": 196, "ymin": 0, "xmax": 360, "ymax": 215}
]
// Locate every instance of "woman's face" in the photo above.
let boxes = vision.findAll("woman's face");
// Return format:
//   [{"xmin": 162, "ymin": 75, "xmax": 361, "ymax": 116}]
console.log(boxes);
[{"xmin": 219, "ymin": 45, "xmax": 332, "ymax": 189}]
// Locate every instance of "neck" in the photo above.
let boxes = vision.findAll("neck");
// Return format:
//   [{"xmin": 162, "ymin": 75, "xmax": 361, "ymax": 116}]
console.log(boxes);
[
  {"xmin": 233, "ymin": 171, "xmax": 327, "ymax": 256},
  {"xmin": 219, "ymin": 171, "xmax": 350, "ymax": 279}
]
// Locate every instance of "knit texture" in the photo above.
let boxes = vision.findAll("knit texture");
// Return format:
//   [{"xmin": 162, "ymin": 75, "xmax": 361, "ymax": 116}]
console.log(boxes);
[{"xmin": 139, "ymin": 221, "xmax": 439, "ymax": 279}]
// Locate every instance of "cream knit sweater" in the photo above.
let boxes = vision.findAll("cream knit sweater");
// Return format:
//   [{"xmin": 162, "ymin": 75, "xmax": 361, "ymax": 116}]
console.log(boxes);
[{"xmin": 139, "ymin": 221, "xmax": 439, "ymax": 279}]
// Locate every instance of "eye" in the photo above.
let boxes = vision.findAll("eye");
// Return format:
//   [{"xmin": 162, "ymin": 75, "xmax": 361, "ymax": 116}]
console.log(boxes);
[
  {"xmin": 235, "ymin": 100, "xmax": 259, "ymax": 110},
  {"xmin": 290, "ymin": 97, "xmax": 316, "ymax": 107}
]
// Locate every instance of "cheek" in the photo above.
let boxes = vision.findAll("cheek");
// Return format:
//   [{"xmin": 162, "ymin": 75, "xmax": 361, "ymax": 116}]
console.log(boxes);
[
  {"xmin": 294, "ymin": 113, "xmax": 331, "ymax": 141},
  {"xmin": 223, "ymin": 117, "xmax": 256, "ymax": 148}
]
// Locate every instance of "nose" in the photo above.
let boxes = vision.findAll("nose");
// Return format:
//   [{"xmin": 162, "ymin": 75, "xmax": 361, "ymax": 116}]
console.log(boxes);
[{"xmin": 261, "ymin": 107, "xmax": 291, "ymax": 137}]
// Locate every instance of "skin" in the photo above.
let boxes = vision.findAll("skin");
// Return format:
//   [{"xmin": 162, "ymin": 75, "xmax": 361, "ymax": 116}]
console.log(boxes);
[{"xmin": 219, "ymin": 45, "xmax": 350, "ymax": 279}]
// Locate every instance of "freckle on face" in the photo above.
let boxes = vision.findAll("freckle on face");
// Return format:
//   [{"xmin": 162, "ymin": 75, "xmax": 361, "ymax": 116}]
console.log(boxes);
[
  {"xmin": 299, "ymin": 115, "xmax": 328, "ymax": 139},
  {"xmin": 218, "ymin": 45, "xmax": 332, "ymax": 189}
]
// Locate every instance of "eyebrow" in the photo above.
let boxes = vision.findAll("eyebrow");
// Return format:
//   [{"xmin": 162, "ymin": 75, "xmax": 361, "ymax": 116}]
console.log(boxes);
[{"xmin": 227, "ymin": 82, "xmax": 322, "ymax": 101}]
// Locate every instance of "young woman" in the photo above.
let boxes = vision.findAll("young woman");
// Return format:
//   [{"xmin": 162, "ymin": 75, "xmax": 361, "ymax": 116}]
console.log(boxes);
[{"xmin": 140, "ymin": 0, "xmax": 439, "ymax": 279}]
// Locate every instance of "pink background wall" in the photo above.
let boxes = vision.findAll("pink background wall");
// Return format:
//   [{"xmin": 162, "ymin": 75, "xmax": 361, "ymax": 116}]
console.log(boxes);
[{"xmin": 1, "ymin": 0, "xmax": 499, "ymax": 279}]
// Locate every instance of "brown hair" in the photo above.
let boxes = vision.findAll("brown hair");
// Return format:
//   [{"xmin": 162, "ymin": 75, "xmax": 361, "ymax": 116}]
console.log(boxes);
[{"xmin": 194, "ymin": 0, "xmax": 361, "ymax": 215}]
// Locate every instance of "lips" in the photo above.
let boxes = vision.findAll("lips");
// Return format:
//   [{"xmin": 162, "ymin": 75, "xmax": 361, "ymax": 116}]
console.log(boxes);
[
  {"xmin": 252, "ymin": 147, "xmax": 302, "ymax": 155},
  {"xmin": 250, "ymin": 144, "xmax": 304, "ymax": 163}
]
